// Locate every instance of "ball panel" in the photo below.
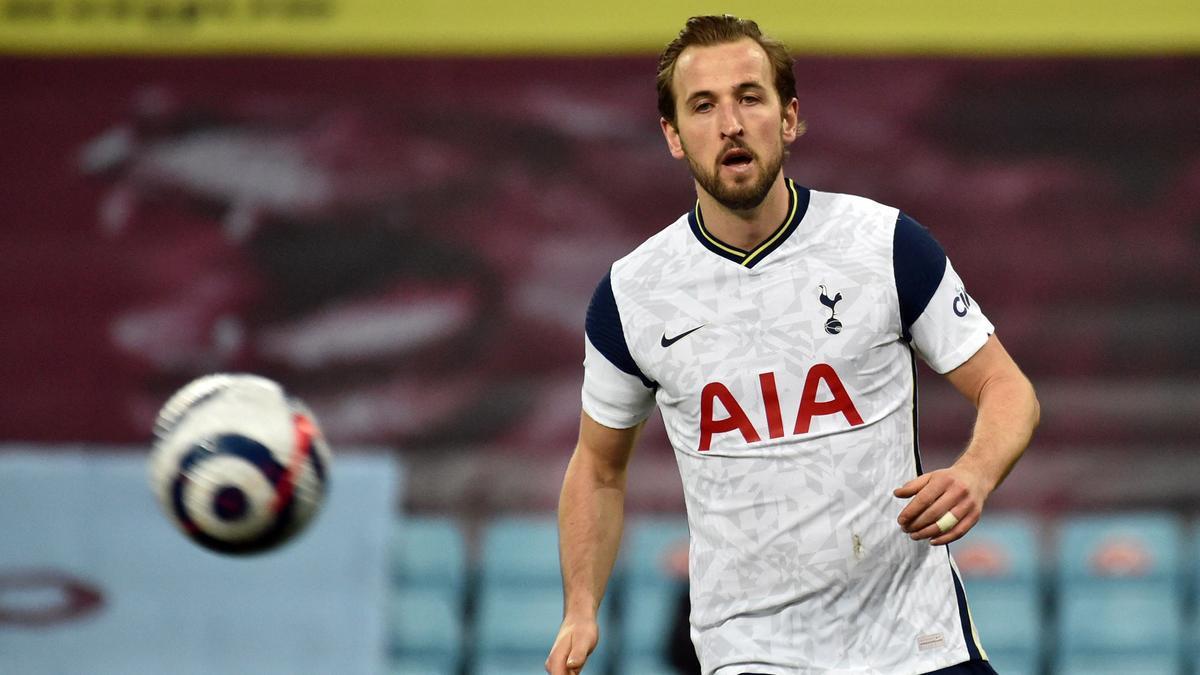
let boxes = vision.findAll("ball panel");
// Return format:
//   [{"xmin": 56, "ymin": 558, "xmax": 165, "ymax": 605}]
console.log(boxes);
[{"xmin": 148, "ymin": 374, "xmax": 331, "ymax": 555}]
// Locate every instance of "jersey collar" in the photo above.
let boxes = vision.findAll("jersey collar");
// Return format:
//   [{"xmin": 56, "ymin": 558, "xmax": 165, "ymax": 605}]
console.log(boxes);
[{"xmin": 688, "ymin": 178, "xmax": 811, "ymax": 269}]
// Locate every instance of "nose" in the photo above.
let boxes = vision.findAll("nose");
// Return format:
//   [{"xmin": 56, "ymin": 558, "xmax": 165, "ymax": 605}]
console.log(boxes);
[{"xmin": 719, "ymin": 103, "xmax": 744, "ymax": 139}]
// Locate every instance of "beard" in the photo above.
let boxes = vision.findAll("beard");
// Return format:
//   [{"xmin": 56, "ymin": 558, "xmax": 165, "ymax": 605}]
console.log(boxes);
[{"xmin": 684, "ymin": 137, "xmax": 785, "ymax": 212}]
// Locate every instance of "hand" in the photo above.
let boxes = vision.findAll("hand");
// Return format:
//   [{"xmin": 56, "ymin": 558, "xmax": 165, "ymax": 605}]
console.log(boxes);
[
  {"xmin": 893, "ymin": 466, "xmax": 989, "ymax": 546},
  {"xmin": 545, "ymin": 616, "xmax": 599, "ymax": 675}
]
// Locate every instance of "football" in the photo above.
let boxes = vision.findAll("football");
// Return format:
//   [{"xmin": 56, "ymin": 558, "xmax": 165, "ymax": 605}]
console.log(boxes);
[{"xmin": 148, "ymin": 373, "xmax": 332, "ymax": 554}]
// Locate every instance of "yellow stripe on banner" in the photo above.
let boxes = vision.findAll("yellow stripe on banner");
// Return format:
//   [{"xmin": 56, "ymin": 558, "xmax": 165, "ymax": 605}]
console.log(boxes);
[{"xmin": 1, "ymin": 0, "xmax": 1200, "ymax": 55}]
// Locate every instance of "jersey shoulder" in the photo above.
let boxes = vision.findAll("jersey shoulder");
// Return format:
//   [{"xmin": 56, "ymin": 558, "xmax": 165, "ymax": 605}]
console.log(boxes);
[
  {"xmin": 807, "ymin": 188, "xmax": 901, "ymax": 239},
  {"xmin": 608, "ymin": 211, "xmax": 693, "ymax": 290}
]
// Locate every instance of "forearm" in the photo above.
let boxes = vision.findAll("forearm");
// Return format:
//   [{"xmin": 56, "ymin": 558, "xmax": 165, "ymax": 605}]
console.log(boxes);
[
  {"xmin": 557, "ymin": 447, "xmax": 628, "ymax": 618},
  {"xmin": 954, "ymin": 369, "xmax": 1040, "ymax": 494}
]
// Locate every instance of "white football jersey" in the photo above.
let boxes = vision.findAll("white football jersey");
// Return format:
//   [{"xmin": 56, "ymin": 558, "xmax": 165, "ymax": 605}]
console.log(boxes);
[{"xmin": 582, "ymin": 179, "xmax": 994, "ymax": 674}]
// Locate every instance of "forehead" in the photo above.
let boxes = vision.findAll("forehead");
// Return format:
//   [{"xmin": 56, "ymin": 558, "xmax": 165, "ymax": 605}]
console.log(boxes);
[{"xmin": 673, "ymin": 38, "xmax": 772, "ymax": 98}]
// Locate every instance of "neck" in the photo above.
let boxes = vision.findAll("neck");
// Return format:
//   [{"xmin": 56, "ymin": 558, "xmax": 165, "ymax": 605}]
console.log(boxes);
[{"xmin": 696, "ymin": 174, "xmax": 790, "ymax": 251}]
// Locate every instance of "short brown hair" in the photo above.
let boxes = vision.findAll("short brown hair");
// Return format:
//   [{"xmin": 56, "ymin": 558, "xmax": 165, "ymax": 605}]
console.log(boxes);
[{"xmin": 656, "ymin": 15, "xmax": 797, "ymax": 126}]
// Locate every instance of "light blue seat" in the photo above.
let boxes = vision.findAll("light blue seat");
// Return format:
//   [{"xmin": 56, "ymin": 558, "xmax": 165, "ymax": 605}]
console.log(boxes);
[
  {"xmin": 617, "ymin": 517, "xmax": 691, "ymax": 669},
  {"xmin": 965, "ymin": 584, "xmax": 1041, "ymax": 658},
  {"xmin": 474, "ymin": 585, "xmax": 612, "ymax": 671},
  {"xmin": 980, "ymin": 648, "xmax": 1037, "ymax": 675},
  {"xmin": 386, "ymin": 587, "xmax": 461, "ymax": 673},
  {"xmin": 389, "ymin": 657, "xmax": 456, "ymax": 675},
  {"xmin": 956, "ymin": 513, "xmax": 1043, "ymax": 671},
  {"xmin": 622, "ymin": 516, "xmax": 690, "ymax": 588},
  {"xmin": 471, "ymin": 663, "xmax": 540, "ymax": 675},
  {"xmin": 1056, "ymin": 512, "xmax": 1184, "ymax": 589},
  {"xmin": 389, "ymin": 516, "xmax": 467, "ymax": 599},
  {"xmin": 480, "ymin": 515, "xmax": 561, "ymax": 587},
  {"xmin": 1053, "ymin": 514, "xmax": 1186, "ymax": 672},
  {"xmin": 619, "ymin": 583, "xmax": 683, "ymax": 662},
  {"xmin": 614, "ymin": 655, "xmax": 680, "ymax": 675},
  {"xmin": 956, "ymin": 513, "xmax": 1041, "ymax": 586},
  {"xmin": 1056, "ymin": 585, "xmax": 1183, "ymax": 666},
  {"xmin": 1056, "ymin": 652, "xmax": 1182, "ymax": 675}
]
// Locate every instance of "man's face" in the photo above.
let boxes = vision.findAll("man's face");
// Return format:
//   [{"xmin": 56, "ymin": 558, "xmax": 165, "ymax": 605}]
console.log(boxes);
[{"xmin": 661, "ymin": 38, "xmax": 799, "ymax": 211}]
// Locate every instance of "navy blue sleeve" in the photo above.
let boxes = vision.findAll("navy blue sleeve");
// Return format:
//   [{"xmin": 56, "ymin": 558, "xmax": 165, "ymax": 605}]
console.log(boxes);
[
  {"xmin": 893, "ymin": 212, "xmax": 948, "ymax": 341},
  {"xmin": 585, "ymin": 271, "xmax": 655, "ymax": 389}
]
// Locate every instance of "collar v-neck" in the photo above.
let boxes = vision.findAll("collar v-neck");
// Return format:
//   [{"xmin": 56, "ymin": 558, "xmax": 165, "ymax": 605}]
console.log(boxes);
[{"xmin": 688, "ymin": 178, "xmax": 810, "ymax": 269}]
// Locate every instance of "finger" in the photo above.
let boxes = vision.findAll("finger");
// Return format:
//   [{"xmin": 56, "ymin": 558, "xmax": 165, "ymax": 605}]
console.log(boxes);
[
  {"xmin": 904, "ymin": 487, "xmax": 963, "ymax": 533},
  {"xmin": 893, "ymin": 473, "xmax": 930, "ymax": 498},
  {"xmin": 930, "ymin": 510, "xmax": 979, "ymax": 546},
  {"xmin": 896, "ymin": 476, "xmax": 946, "ymax": 527},
  {"xmin": 545, "ymin": 634, "xmax": 572, "ymax": 675},
  {"xmin": 907, "ymin": 501, "xmax": 960, "ymax": 541},
  {"xmin": 566, "ymin": 635, "xmax": 594, "ymax": 673},
  {"xmin": 902, "ymin": 497, "xmax": 960, "ymax": 538}
]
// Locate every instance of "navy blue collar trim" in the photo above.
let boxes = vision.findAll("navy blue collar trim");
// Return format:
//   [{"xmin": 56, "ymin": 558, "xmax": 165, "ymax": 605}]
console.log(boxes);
[{"xmin": 687, "ymin": 178, "xmax": 810, "ymax": 269}]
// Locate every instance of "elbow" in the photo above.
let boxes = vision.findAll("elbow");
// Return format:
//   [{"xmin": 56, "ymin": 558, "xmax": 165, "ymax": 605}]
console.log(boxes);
[{"xmin": 1026, "ymin": 377, "xmax": 1041, "ymax": 433}]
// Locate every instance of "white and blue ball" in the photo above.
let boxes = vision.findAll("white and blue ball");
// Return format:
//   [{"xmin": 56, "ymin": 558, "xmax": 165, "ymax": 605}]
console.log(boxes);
[{"xmin": 148, "ymin": 374, "xmax": 331, "ymax": 554}]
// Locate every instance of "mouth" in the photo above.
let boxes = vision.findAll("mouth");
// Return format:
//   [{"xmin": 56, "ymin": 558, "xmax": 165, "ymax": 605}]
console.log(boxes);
[{"xmin": 720, "ymin": 147, "xmax": 755, "ymax": 170}]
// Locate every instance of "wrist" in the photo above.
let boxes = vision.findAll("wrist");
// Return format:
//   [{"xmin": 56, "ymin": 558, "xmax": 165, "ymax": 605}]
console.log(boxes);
[
  {"xmin": 562, "ymin": 597, "xmax": 600, "ymax": 621},
  {"xmin": 953, "ymin": 454, "xmax": 1000, "ymax": 494}
]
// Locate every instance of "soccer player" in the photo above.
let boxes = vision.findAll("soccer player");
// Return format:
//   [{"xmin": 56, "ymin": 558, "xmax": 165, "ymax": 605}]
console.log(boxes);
[{"xmin": 546, "ymin": 14, "xmax": 1039, "ymax": 675}]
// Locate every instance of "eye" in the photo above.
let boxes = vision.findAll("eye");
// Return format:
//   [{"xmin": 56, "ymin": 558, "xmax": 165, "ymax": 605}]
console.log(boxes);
[
  {"xmin": 693, "ymin": 101, "xmax": 714, "ymax": 113},
  {"xmin": 741, "ymin": 95, "xmax": 761, "ymax": 105}
]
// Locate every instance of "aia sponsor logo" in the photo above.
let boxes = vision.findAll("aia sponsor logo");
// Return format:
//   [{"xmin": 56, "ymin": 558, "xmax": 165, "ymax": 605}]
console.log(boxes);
[{"xmin": 697, "ymin": 364, "xmax": 863, "ymax": 451}]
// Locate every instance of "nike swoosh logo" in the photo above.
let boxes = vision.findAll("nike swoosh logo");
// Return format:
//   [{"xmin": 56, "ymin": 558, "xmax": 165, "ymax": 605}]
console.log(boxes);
[{"xmin": 661, "ymin": 324, "xmax": 705, "ymax": 347}]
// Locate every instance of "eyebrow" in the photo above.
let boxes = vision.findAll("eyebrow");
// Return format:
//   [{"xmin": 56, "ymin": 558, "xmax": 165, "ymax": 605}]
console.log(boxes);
[{"xmin": 684, "ymin": 81, "xmax": 769, "ymax": 107}]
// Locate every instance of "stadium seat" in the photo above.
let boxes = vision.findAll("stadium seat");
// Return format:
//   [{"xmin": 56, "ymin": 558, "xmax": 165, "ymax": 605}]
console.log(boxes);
[
  {"xmin": 471, "ymin": 663, "xmax": 542, "ymax": 675},
  {"xmin": 1056, "ymin": 652, "xmax": 1182, "ymax": 675},
  {"xmin": 1055, "ymin": 579, "xmax": 1184, "ymax": 671},
  {"xmin": 956, "ymin": 513, "xmax": 1041, "ymax": 586},
  {"xmin": 955, "ymin": 514, "xmax": 1043, "ymax": 671},
  {"xmin": 613, "ymin": 655, "xmax": 681, "ymax": 675},
  {"xmin": 1056, "ymin": 512, "xmax": 1184, "ymax": 588},
  {"xmin": 473, "ymin": 585, "xmax": 613, "ymax": 672},
  {"xmin": 479, "ymin": 515, "xmax": 561, "ymax": 587},
  {"xmin": 621, "ymin": 516, "xmax": 690, "ymax": 587},
  {"xmin": 389, "ymin": 658, "xmax": 456, "ymax": 675},
  {"xmin": 979, "ymin": 649, "xmax": 1037, "ymax": 675},
  {"xmin": 964, "ymin": 585, "xmax": 1041, "ymax": 664},
  {"xmin": 388, "ymin": 515, "xmax": 467, "ymax": 599},
  {"xmin": 619, "ymin": 583, "xmax": 684, "ymax": 663},
  {"xmin": 616, "ymin": 517, "xmax": 691, "ymax": 668},
  {"xmin": 386, "ymin": 587, "xmax": 462, "ymax": 674},
  {"xmin": 1053, "ymin": 513, "xmax": 1186, "ymax": 672}
]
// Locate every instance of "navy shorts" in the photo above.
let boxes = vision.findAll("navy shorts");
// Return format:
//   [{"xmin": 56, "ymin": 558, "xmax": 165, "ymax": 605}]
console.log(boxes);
[{"xmin": 740, "ymin": 659, "xmax": 998, "ymax": 675}]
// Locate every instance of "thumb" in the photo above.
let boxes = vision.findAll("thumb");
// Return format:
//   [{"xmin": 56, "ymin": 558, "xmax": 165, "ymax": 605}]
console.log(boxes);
[
  {"xmin": 566, "ymin": 633, "xmax": 595, "ymax": 671},
  {"xmin": 566, "ymin": 650, "xmax": 588, "ymax": 672},
  {"xmin": 894, "ymin": 473, "xmax": 930, "ymax": 498}
]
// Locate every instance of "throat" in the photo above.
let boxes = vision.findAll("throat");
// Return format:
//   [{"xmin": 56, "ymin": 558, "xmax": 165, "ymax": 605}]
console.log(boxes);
[{"xmin": 697, "ymin": 176, "xmax": 792, "ymax": 252}]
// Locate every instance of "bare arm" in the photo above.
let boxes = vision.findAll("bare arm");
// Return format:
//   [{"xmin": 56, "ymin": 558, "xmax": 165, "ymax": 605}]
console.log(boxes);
[
  {"xmin": 545, "ymin": 411, "xmax": 644, "ymax": 674},
  {"xmin": 895, "ymin": 334, "xmax": 1040, "ymax": 545}
]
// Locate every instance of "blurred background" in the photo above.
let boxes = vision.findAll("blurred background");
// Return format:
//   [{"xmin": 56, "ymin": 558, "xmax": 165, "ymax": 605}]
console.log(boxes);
[{"xmin": 1, "ymin": 1, "xmax": 1199, "ymax": 673}]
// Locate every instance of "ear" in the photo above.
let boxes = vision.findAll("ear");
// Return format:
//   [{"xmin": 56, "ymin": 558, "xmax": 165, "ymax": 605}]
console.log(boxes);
[
  {"xmin": 781, "ymin": 98, "xmax": 801, "ymax": 144},
  {"xmin": 660, "ymin": 117, "xmax": 686, "ymax": 160}
]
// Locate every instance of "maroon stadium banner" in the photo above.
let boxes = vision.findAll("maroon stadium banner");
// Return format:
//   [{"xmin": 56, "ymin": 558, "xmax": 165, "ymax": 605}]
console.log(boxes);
[{"xmin": 1, "ymin": 56, "xmax": 1198, "ymax": 453}]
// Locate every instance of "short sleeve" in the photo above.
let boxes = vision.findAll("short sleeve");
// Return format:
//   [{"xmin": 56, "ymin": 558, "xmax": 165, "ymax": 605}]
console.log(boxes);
[
  {"xmin": 581, "ymin": 272, "xmax": 656, "ymax": 428},
  {"xmin": 894, "ymin": 213, "xmax": 994, "ymax": 374}
]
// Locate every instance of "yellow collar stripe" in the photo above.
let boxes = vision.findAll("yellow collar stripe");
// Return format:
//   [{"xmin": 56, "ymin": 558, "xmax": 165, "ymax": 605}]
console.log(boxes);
[
  {"xmin": 741, "ymin": 180, "xmax": 800, "ymax": 267},
  {"xmin": 694, "ymin": 204, "xmax": 747, "ymax": 258}
]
